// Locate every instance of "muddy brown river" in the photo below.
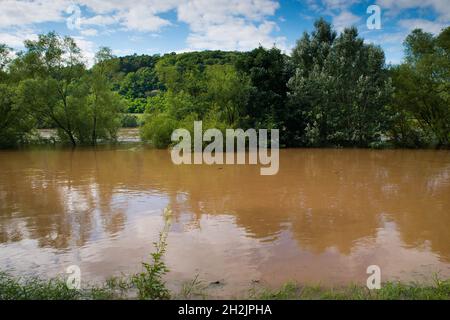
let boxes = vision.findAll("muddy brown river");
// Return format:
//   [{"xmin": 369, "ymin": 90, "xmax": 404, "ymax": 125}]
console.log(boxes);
[{"xmin": 1, "ymin": 147, "xmax": 449, "ymax": 297}]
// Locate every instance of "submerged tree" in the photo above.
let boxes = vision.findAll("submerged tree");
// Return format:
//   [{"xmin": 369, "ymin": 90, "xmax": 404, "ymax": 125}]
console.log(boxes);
[
  {"xmin": 205, "ymin": 64, "xmax": 251, "ymax": 126},
  {"xmin": 16, "ymin": 33, "xmax": 85, "ymax": 146},
  {"xmin": 0, "ymin": 45, "xmax": 34, "ymax": 148},
  {"xmin": 0, "ymin": 44, "xmax": 11, "ymax": 82},
  {"xmin": 390, "ymin": 27, "xmax": 450, "ymax": 147},
  {"xmin": 0, "ymin": 84, "xmax": 34, "ymax": 148},
  {"xmin": 235, "ymin": 46, "xmax": 292, "ymax": 144},
  {"xmin": 141, "ymin": 52, "xmax": 251, "ymax": 148},
  {"xmin": 82, "ymin": 47, "xmax": 124, "ymax": 145},
  {"xmin": 288, "ymin": 19, "xmax": 393, "ymax": 147},
  {"xmin": 16, "ymin": 33, "xmax": 122, "ymax": 146}
]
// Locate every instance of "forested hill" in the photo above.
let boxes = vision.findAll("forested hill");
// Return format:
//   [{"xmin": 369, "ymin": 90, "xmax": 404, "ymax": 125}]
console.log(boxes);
[{"xmin": 111, "ymin": 51, "xmax": 250, "ymax": 108}]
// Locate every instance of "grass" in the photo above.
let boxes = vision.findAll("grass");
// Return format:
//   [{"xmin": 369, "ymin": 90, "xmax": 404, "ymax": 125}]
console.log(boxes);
[
  {"xmin": 0, "ymin": 271, "xmax": 121, "ymax": 300},
  {"xmin": 177, "ymin": 274, "xmax": 208, "ymax": 300},
  {"xmin": 250, "ymin": 277, "xmax": 450, "ymax": 300},
  {"xmin": 1, "ymin": 272, "xmax": 449, "ymax": 300}
]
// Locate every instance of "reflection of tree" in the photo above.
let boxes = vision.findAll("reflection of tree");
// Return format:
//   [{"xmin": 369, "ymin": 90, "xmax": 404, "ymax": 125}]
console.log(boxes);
[
  {"xmin": 0, "ymin": 149, "xmax": 126, "ymax": 249},
  {"xmin": 373, "ymin": 151, "xmax": 450, "ymax": 262},
  {"xmin": 285, "ymin": 150, "xmax": 450, "ymax": 260},
  {"xmin": 159, "ymin": 150, "xmax": 450, "ymax": 260},
  {"xmin": 0, "ymin": 148, "xmax": 449, "ymax": 262}
]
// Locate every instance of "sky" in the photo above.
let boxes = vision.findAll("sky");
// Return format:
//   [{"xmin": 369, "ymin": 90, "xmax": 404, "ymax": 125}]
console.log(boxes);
[{"xmin": 0, "ymin": 0, "xmax": 448, "ymax": 65}]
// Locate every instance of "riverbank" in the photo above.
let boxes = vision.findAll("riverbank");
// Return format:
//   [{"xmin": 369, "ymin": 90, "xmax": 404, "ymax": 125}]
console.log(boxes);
[{"xmin": 1, "ymin": 271, "xmax": 449, "ymax": 300}]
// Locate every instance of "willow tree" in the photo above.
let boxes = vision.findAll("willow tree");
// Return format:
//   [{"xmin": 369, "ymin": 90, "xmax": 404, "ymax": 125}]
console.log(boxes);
[
  {"xmin": 82, "ymin": 47, "xmax": 124, "ymax": 145},
  {"xmin": 235, "ymin": 47, "xmax": 292, "ymax": 145},
  {"xmin": 288, "ymin": 19, "xmax": 393, "ymax": 147},
  {"xmin": 0, "ymin": 84, "xmax": 35, "ymax": 148},
  {"xmin": 205, "ymin": 64, "xmax": 250, "ymax": 126},
  {"xmin": 0, "ymin": 44, "xmax": 11, "ymax": 81},
  {"xmin": 390, "ymin": 27, "xmax": 450, "ymax": 147},
  {"xmin": 17, "ymin": 32, "xmax": 85, "ymax": 146},
  {"xmin": 0, "ymin": 45, "xmax": 34, "ymax": 148},
  {"xmin": 17, "ymin": 33, "xmax": 122, "ymax": 146}
]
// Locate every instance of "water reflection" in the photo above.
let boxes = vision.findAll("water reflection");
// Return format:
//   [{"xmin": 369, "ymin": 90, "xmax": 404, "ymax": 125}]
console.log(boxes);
[{"xmin": 0, "ymin": 147, "xmax": 449, "ymax": 295}]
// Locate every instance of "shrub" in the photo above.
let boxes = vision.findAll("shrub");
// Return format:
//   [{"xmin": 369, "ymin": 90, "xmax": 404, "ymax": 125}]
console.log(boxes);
[
  {"xmin": 141, "ymin": 113, "xmax": 179, "ymax": 148},
  {"xmin": 121, "ymin": 114, "xmax": 139, "ymax": 128}
]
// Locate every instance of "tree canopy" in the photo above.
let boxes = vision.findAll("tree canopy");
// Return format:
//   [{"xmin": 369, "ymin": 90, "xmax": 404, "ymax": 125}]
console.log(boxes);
[{"xmin": 390, "ymin": 27, "xmax": 450, "ymax": 147}]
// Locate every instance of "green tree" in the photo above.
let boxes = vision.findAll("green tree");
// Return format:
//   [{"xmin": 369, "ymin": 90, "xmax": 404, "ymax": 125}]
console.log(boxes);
[
  {"xmin": 141, "ymin": 112, "xmax": 179, "ymax": 148},
  {"xmin": 17, "ymin": 32, "xmax": 86, "ymax": 146},
  {"xmin": 235, "ymin": 46, "xmax": 292, "ymax": 144},
  {"xmin": 0, "ymin": 44, "xmax": 11, "ymax": 83},
  {"xmin": 82, "ymin": 47, "xmax": 124, "ymax": 145},
  {"xmin": 16, "ymin": 34, "xmax": 123, "ymax": 146},
  {"xmin": 119, "ymin": 67, "xmax": 161, "ymax": 99},
  {"xmin": 291, "ymin": 18, "xmax": 336, "ymax": 77},
  {"xmin": 0, "ymin": 44, "xmax": 34, "ymax": 148},
  {"xmin": 390, "ymin": 27, "xmax": 450, "ymax": 147},
  {"xmin": 288, "ymin": 20, "xmax": 392, "ymax": 147},
  {"xmin": 0, "ymin": 84, "xmax": 34, "ymax": 148},
  {"xmin": 205, "ymin": 64, "xmax": 250, "ymax": 125},
  {"xmin": 141, "ymin": 58, "xmax": 248, "ymax": 147}
]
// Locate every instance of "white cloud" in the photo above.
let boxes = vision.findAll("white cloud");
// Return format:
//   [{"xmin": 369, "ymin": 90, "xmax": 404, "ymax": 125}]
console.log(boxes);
[
  {"xmin": 72, "ymin": 36, "xmax": 97, "ymax": 66},
  {"xmin": 177, "ymin": 0, "xmax": 279, "ymax": 29},
  {"xmin": 77, "ymin": 0, "xmax": 180, "ymax": 32},
  {"xmin": 307, "ymin": 0, "xmax": 449, "ymax": 34},
  {"xmin": 363, "ymin": 1, "xmax": 449, "ymax": 53},
  {"xmin": 306, "ymin": 0, "xmax": 359, "ymax": 14},
  {"xmin": 306, "ymin": 0, "xmax": 361, "ymax": 31},
  {"xmin": 186, "ymin": 19, "xmax": 286, "ymax": 51},
  {"xmin": 112, "ymin": 48, "xmax": 134, "ymax": 56},
  {"xmin": 321, "ymin": 0, "xmax": 358, "ymax": 11},
  {"xmin": 0, "ymin": 0, "xmax": 70, "ymax": 28},
  {"xmin": 80, "ymin": 15, "xmax": 118, "ymax": 27},
  {"xmin": 364, "ymin": 32, "xmax": 405, "ymax": 46},
  {"xmin": 332, "ymin": 10, "xmax": 361, "ymax": 31},
  {"xmin": 115, "ymin": 5, "xmax": 172, "ymax": 32},
  {"xmin": 0, "ymin": 0, "xmax": 174, "ymax": 33},
  {"xmin": 377, "ymin": 0, "xmax": 450, "ymax": 21},
  {"xmin": 80, "ymin": 28, "xmax": 98, "ymax": 36},
  {"xmin": 0, "ymin": 29, "xmax": 38, "ymax": 48},
  {"xmin": 81, "ymin": 0, "xmax": 285, "ymax": 52},
  {"xmin": 398, "ymin": 18, "xmax": 448, "ymax": 34},
  {"xmin": 0, "ymin": 0, "xmax": 285, "ymax": 53},
  {"xmin": 177, "ymin": 0, "xmax": 285, "ymax": 51}
]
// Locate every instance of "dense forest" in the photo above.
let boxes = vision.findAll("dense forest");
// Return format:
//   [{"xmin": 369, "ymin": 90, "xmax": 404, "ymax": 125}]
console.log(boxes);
[{"xmin": 0, "ymin": 18, "xmax": 449, "ymax": 149}]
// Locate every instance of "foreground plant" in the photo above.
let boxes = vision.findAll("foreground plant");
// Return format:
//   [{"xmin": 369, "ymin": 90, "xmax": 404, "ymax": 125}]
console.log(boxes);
[{"xmin": 131, "ymin": 207, "xmax": 173, "ymax": 300}]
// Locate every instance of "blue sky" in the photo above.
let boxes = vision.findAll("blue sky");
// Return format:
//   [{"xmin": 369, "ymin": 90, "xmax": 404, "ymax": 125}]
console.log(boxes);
[{"xmin": 0, "ymin": 0, "xmax": 448, "ymax": 65}]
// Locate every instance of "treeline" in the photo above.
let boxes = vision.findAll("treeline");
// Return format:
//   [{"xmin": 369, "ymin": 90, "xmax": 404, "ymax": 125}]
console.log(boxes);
[{"xmin": 0, "ymin": 18, "xmax": 449, "ymax": 149}]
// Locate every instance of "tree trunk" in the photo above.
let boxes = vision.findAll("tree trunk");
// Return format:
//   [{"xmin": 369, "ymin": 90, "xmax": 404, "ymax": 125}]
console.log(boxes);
[
  {"xmin": 92, "ymin": 116, "xmax": 97, "ymax": 146},
  {"xmin": 68, "ymin": 133, "xmax": 77, "ymax": 147}
]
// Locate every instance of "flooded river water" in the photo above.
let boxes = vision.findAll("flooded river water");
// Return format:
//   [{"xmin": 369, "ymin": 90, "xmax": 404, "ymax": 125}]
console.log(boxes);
[{"xmin": 1, "ymin": 146, "xmax": 449, "ymax": 296}]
